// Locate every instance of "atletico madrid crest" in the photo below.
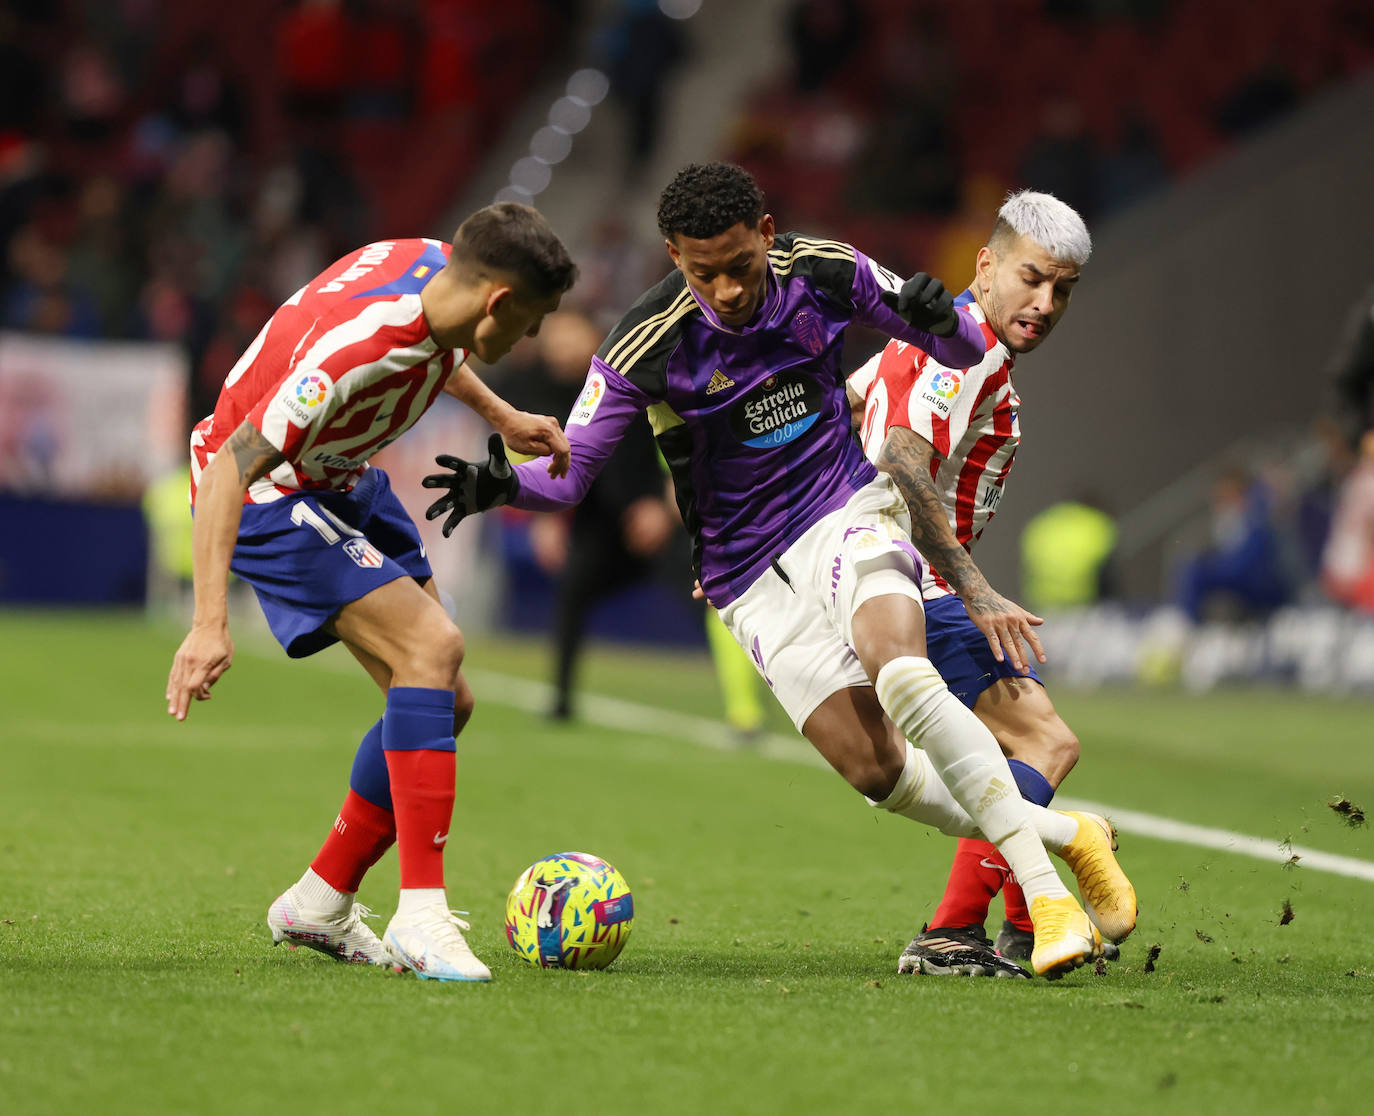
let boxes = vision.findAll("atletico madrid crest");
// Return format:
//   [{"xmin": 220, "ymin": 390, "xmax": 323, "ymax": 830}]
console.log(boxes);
[{"xmin": 343, "ymin": 537, "xmax": 384, "ymax": 568}]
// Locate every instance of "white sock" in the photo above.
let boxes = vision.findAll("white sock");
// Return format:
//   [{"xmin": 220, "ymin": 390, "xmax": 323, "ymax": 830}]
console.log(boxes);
[
  {"xmin": 872, "ymin": 743, "xmax": 1077, "ymax": 847},
  {"xmin": 395, "ymin": 887, "xmax": 447, "ymax": 920},
  {"xmin": 874, "ymin": 657, "xmax": 1070, "ymax": 904},
  {"xmin": 294, "ymin": 867, "xmax": 352, "ymax": 915}
]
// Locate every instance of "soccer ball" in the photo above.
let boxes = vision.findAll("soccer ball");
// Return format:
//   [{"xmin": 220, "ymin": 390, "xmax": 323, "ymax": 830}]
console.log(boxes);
[{"xmin": 505, "ymin": 852, "xmax": 634, "ymax": 970}]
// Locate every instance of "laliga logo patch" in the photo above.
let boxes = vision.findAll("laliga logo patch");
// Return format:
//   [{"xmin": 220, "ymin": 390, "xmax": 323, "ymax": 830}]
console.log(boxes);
[
  {"xmin": 278, "ymin": 371, "xmax": 333, "ymax": 429},
  {"xmin": 919, "ymin": 369, "xmax": 961, "ymax": 416},
  {"xmin": 296, "ymin": 374, "xmax": 328, "ymax": 407},
  {"xmin": 343, "ymin": 537, "xmax": 383, "ymax": 569},
  {"xmin": 929, "ymin": 370, "xmax": 961, "ymax": 400},
  {"xmin": 568, "ymin": 371, "xmax": 606, "ymax": 427}
]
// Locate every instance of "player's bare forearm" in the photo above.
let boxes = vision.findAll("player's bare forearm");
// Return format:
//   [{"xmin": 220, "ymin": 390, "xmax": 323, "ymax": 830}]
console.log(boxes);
[
  {"xmin": 191, "ymin": 421, "xmax": 282, "ymax": 625},
  {"xmin": 445, "ymin": 361, "xmax": 514, "ymax": 426},
  {"xmin": 876, "ymin": 428, "xmax": 990, "ymax": 601},
  {"xmin": 444, "ymin": 362, "xmax": 570, "ymax": 475},
  {"xmin": 168, "ymin": 420, "xmax": 281, "ymax": 720}
]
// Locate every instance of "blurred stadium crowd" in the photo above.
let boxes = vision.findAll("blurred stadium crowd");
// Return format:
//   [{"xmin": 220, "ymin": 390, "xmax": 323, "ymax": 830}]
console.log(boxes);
[
  {"xmin": 0, "ymin": 0, "xmax": 577, "ymax": 420},
  {"xmin": 3, "ymin": 0, "xmax": 1374, "ymax": 662},
  {"xmin": 730, "ymin": 0, "xmax": 1374, "ymax": 277}
]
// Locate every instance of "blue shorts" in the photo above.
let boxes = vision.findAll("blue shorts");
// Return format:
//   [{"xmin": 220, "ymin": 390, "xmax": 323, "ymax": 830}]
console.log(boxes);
[
  {"xmin": 923, "ymin": 593, "xmax": 1043, "ymax": 709},
  {"xmin": 231, "ymin": 468, "xmax": 432, "ymax": 658}
]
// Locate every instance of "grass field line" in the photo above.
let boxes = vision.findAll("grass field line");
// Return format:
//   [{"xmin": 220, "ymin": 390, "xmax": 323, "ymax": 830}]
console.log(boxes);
[
  {"xmin": 292, "ymin": 644, "xmax": 1374, "ymax": 884},
  {"xmin": 459, "ymin": 668, "xmax": 1374, "ymax": 885}
]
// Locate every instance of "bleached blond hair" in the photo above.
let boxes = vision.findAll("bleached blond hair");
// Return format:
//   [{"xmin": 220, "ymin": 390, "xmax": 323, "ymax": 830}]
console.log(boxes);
[{"xmin": 990, "ymin": 190, "xmax": 1092, "ymax": 266}]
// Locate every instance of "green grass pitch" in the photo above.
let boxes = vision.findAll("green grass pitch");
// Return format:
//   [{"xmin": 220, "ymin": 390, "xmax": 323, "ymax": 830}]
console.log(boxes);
[{"xmin": 2, "ymin": 610, "xmax": 1373, "ymax": 1115}]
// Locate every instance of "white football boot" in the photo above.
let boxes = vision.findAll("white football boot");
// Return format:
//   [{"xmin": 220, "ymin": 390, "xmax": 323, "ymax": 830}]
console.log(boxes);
[
  {"xmin": 384, "ymin": 905, "xmax": 492, "ymax": 982},
  {"xmin": 267, "ymin": 887, "xmax": 394, "ymax": 967}
]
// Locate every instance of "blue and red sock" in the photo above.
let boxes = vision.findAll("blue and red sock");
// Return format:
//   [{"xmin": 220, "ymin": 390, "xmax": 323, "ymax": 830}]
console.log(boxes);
[
  {"xmin": 310, "ymin": 719, "xmax": 396, "ymax": 893},
  {"xmin": 382, "ymin": 686, "xmax": 457, "ymax": 890}
]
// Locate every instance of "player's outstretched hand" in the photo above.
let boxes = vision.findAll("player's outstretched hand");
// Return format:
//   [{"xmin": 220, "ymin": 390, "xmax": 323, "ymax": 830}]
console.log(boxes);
[
  {"xmin": 422, "ymin": 432, "xmax": 520, "ymax": 537},
  {"xmin": 962, "ymin": 587, "xmax": 1046, "ymax": 676},
  {"xmin": 501, "ymin": 411, "xmax": 571, "ymax": 478},
  {"xmin": 880, "ymin": 273, "xmax": 957, "ymax": 337},
  {"xmin": 166, "ymin": 623, "xmax": 234, "ymax": 721}
]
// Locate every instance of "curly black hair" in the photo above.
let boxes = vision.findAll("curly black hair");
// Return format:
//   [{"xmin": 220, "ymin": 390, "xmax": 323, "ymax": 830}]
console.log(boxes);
[{"xmin": 656, "ymin": 162, "xmax": 765, "ymax": 241}]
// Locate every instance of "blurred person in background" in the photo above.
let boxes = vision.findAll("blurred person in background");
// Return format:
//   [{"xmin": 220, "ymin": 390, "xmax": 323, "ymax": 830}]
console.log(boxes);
[
  {"xmin": 1175, "ymin": 467, "xmax": 1292, "ymax": 623},
  {"xmin": 785, "ymin": 0, "xmax": 865, "ymax": 94},
  {"xmin": 574, "ymin": 212, "xmax": 658, "ymax": 334},
  {"xmin": 426, "ymin": 163, "xmax": 1135, "ymax": 980},
  {"xmin": 165, "ymin": 204, "xmax": 576, "ymax": 984},
  {"xmin": 495, "ymin": 309, "xmax": 687, "ymax": 721},
  {"xmin": 1020, "ymin": 493, "xmax": 1118, "ymax": 613},
  {"xmin": 600, "ymin": 0, "xmax": 688, "ymax": 182},
  {"xmin": 1322, "ymin": 430, "xmax": 1374, "ymax": 614},
  {"xmin": 498, "ymin": 306, "xmax": 760, "ymax": 734},
  {"xmin": 849, "ymin": 189, "xmax": 1111, "ymax": 977},
  {"xmin": 1328, "ymin": 281, "xmax": 1374, "ymax": 456},
  {"xmin": 1319, "ymin": 283, "xmax": 1374, "ymax": 611},
  {"xmin": 1017, "ymin": 95, "xmax": 1099, "ymax": 222},
  {"xmin": 2, "ymin": 221, "xmax": 101, "ymax": 338},
  {"xmin": 705, "ymin": 603, "xmax": 768, "ymax": 740}
]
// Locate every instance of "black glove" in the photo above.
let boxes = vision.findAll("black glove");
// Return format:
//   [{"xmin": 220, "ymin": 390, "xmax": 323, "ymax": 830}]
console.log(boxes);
[
  {"xmin": 880, "ymin": 272, "xmax": 957, "ymax": 337},
  {"xmin": 422, "ymin": 433, "xmax": 520, "ymax": 537}
]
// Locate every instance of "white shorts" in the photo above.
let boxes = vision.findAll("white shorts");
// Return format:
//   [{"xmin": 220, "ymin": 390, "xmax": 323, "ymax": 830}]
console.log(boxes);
[{"xmin": 718, "ymin": 473, "xmax": 925, "ymax": 732}]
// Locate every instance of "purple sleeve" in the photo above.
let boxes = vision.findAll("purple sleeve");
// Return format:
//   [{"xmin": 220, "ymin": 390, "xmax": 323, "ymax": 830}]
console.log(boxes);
[
  {"xmin": 510, "ymin": 358, "xmax": 652, "ymax": 511},
  {"xmin": 850, "ymin": 247, "xmax": 985, "ymax": 369}
]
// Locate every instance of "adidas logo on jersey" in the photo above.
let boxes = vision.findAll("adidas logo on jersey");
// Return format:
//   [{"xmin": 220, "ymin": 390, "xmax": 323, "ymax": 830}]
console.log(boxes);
[
  {"xmin": 705, "ymin": 369, "xmax": 735, "ymax": 395},
  {"xmin": 977, "ymin": 777, "xmax": 1013, "ymax": 814}
]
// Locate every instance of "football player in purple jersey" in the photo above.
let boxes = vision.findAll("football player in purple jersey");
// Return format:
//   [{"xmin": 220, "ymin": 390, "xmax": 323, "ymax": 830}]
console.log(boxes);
[{"xmin": 427, "ymin": 163, "xmax": 1135, "ymax": 978}]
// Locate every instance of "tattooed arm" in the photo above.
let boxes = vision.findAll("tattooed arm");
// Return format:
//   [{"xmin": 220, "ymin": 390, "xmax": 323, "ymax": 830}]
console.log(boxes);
[
  {"xmin": 166, "ymin": 420, "xmax": 285, "ymax": 721},
  {"xmin": 877, "ymin": 425, "xmax": 1045, "ymax": 673}
]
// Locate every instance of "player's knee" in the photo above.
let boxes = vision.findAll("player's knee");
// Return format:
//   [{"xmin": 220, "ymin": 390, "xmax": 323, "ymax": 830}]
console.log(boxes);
[
  {"xmin": 828, "ymin": 736, "xmax": 907, "ymax": 800},
  {"xmin": 850, "ymin": 597, "xmax": 926, "ymax": 682},
  {"xmin": 1047, "ymin": 723, "xmax": 1080, "ymax": 777},
  {"xmin": 839, "ymin": 755, "xmax": 901, "ymax": 801},
  {"xmin": 1008, "ymin": 717, "xmax": 1079, "ymax": 784},
  {"xmin": 390, "ymin": 615, "xmax": 464, "ymax": 687},
  {"xmin": 427, "ymin": 621, "xmax": 465, "ymax": 678}
]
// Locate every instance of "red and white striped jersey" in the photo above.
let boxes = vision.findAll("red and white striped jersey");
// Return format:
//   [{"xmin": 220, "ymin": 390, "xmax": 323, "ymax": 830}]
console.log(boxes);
[
  {"xmin": 848, "ymin": 293, "xmax": 1019, "ymax": 599},
  {"xmin": 190, "ymin": 238, "xmax": 464, "ymax": 505}
]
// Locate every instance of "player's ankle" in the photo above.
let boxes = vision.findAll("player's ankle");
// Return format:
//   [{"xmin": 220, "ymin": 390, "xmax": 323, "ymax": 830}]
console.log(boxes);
[
  {"xmin": 395, "ymin": 887, "xmax": 447, "ymax": 919},
  {"xmin": 293, "ymin": 867, "xmax": 353, "ymax": 915}
]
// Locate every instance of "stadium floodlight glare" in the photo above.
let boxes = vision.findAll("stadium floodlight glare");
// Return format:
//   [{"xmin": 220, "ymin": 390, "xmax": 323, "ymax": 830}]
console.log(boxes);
[
  {"xmin": 658, "ymin": 0, "xmax": 702, "ymax": 18},
  {"xmin": 495, "ymin": 69, "xmax": 608, "ymax": 202},
  {"xmin": 548, "ymin": 96, "xmax": 593, "ymax": 135},
  {"xmin": 566, "ymin": 68, "xmax": 610, "ymax": 106},
  {"xmin": 530, "ymin": 126, "xmax": 573, "ymax": 166},
  {"xmin": 509, "ymin": 156, "xmax": 552, "ymax": 196}
]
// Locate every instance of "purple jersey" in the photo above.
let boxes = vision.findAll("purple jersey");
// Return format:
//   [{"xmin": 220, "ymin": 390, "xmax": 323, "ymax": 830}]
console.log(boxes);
[{"xmin": 512, "ymin": 232, "xmax": 984, "ymax": 605}]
